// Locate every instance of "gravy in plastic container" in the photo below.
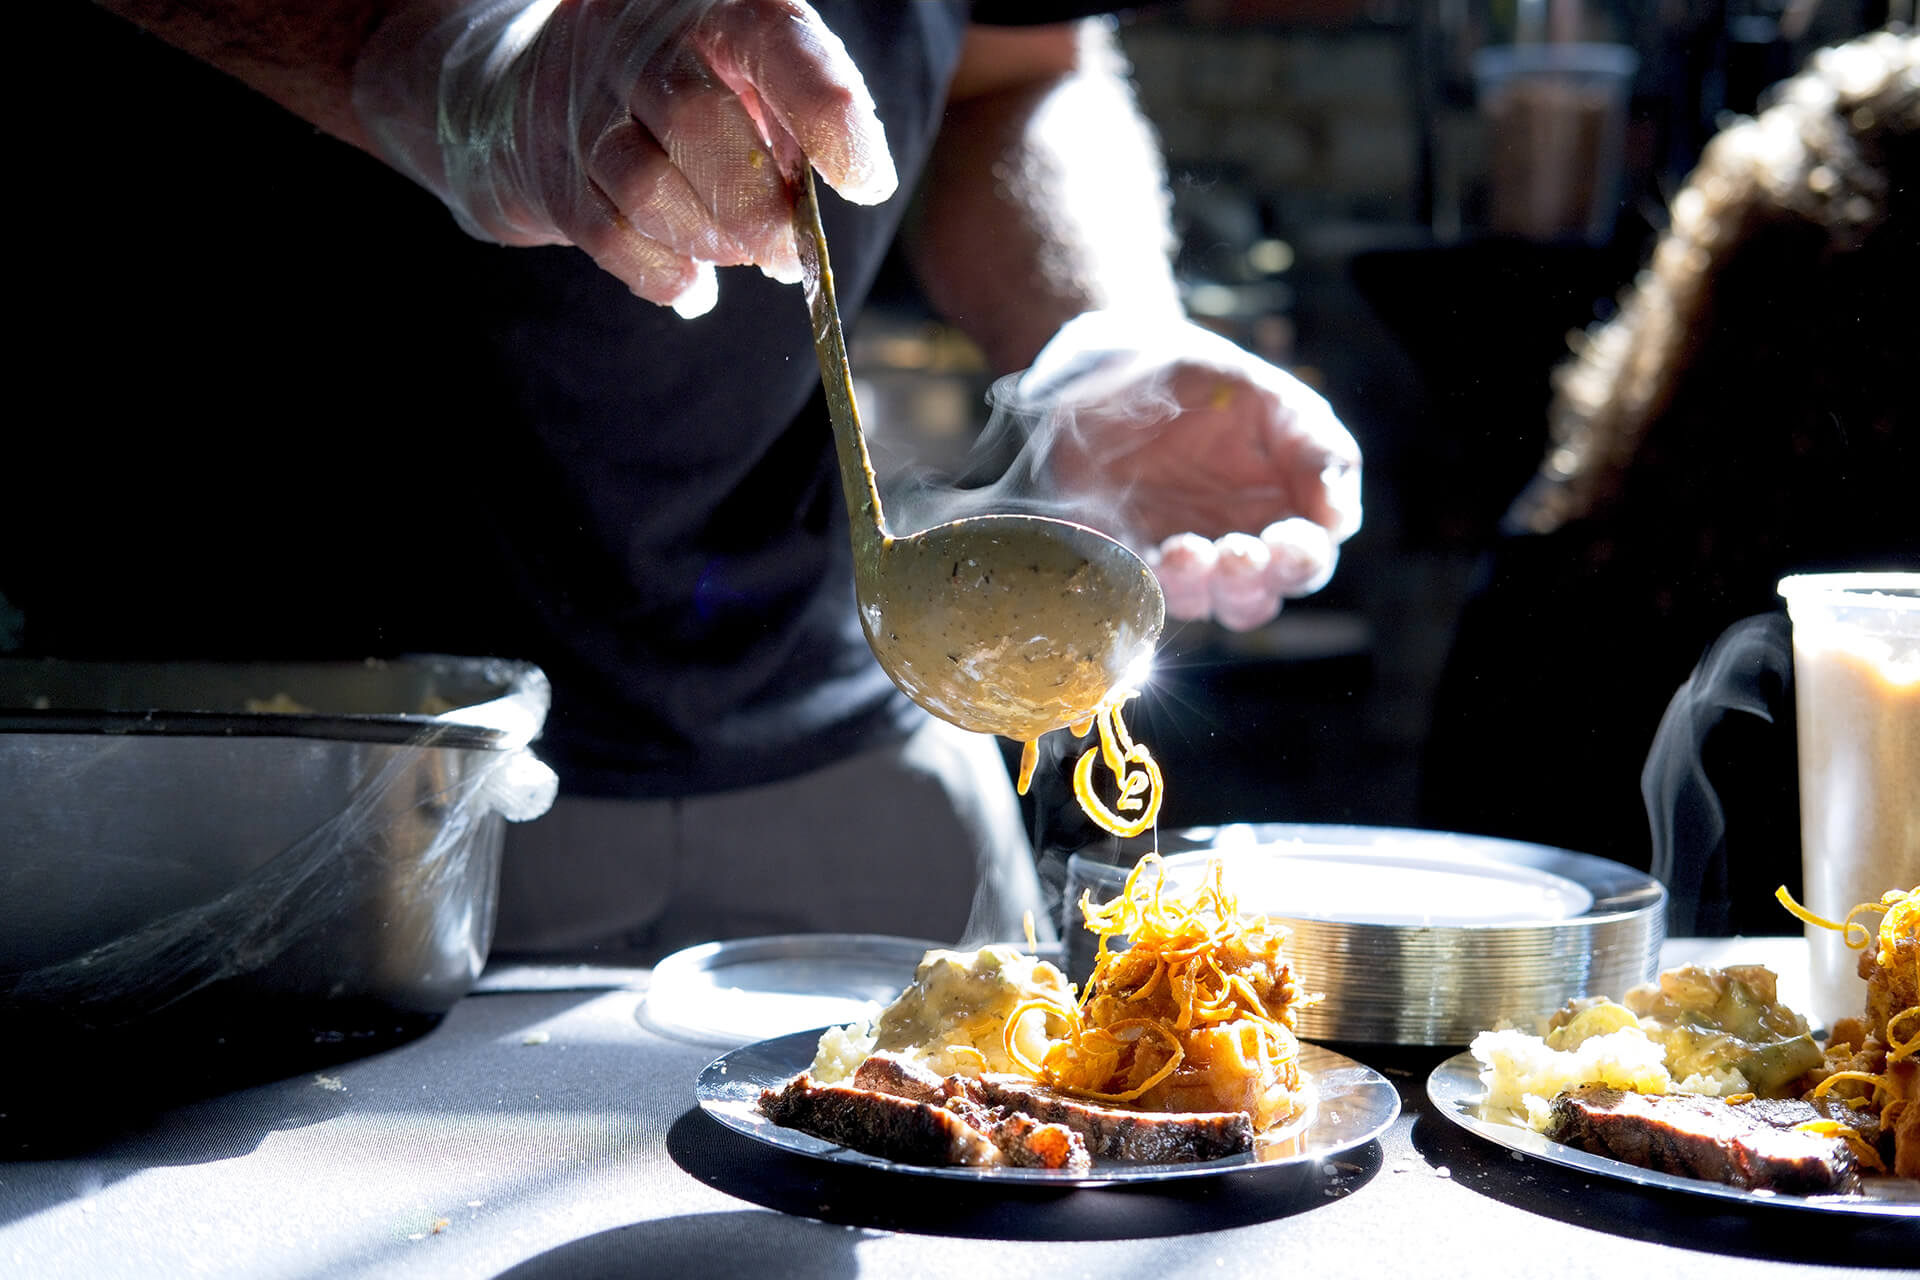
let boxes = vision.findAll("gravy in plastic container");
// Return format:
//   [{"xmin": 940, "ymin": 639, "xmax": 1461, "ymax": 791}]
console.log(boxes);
[{"xmin": 1782, "ymin": 573, "xmax": 1920, "ymax": 1028}]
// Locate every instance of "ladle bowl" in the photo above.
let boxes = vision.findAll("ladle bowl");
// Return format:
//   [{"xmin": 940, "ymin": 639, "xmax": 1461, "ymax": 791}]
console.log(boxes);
[
  {"xmin": 793, "ymin": 170, "xmax": 1165, "ymax": 741},
  {"xmin": 854, "ymin": 512, "xmax": 1163, "ymax": 741}
]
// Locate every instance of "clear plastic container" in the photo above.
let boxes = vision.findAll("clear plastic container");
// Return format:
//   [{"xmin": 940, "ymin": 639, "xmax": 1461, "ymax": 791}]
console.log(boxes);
[
  {"xmin": 1777, "ymin": 572, "xmax": 1920, "ymax": 1028},
  {"xmin": 1473, "ymin": 42, "xmax": 1639, "ymax": 242}
]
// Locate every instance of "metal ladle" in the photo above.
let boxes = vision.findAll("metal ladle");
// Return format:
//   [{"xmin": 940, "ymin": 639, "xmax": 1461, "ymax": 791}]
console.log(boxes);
[{"xmin": 792, "ymin": 170, "xmax": 1164, "ymax": 742}]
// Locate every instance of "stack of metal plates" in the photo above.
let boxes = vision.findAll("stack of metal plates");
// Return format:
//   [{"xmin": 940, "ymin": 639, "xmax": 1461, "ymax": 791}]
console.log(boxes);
[{"xmin": 1063, "ymin": 823, "xmax": 1666, "ymax": 1046}]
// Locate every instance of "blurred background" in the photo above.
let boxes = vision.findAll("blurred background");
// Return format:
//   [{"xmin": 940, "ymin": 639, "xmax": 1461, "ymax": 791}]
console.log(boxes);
[{"xmin": 850, "ymin": 0, "xmax": 1918, "ymax": 894}]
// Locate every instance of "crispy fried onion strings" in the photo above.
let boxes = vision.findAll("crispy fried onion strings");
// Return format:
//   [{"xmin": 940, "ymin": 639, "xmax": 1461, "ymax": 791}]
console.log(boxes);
[
  {"xmin": 1014, "ymin": 690, "xmax": 1164, "ymax": 839},
  {"xmin": 1773, "ymin": 884, "xmax": 1915, "ymax": 955},
  {"xmin": 1000, "ymin": 854, "xmax": 1303, "ymax": 1106},
  {"xmin": 1777, "ymin": 884, "xmax": 1919, "ymax": 1145},
  {"xmin": 1793, "ymin": 1117, "xmax": 1890, "ymax": 1173},
  {"xmin": 1776, "ymin": 884, "xmax": 1918, "ymax": 1047}
]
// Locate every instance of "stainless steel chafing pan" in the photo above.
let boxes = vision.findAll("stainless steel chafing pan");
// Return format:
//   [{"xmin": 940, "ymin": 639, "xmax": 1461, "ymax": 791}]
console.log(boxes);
[{"xmin": 0, "ymin": 656, "xmax": 555, "ymax": 1134}]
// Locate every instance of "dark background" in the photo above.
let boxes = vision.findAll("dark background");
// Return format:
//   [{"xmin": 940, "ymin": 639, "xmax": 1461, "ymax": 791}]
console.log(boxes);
[{"xmin": 851, "ymin": 0, "xmax": 1916, "ymax": 930}]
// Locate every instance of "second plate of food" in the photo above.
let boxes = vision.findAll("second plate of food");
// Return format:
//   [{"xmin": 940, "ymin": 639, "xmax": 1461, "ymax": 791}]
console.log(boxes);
[{"xmin": 1425, "ymin": 1051, "xmax": 1920, "ymax": 1218}]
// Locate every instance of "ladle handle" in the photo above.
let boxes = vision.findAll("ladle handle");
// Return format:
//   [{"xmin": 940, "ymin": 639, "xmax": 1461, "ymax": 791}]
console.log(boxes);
[{"xmin": 791, "ymin": 167, "xmax": 890, "ymax": 555}]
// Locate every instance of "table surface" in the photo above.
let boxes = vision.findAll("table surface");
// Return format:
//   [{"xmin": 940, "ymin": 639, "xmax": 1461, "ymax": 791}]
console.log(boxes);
[{"xmin": 3, "ymin": 938, "xmax": 1913, "ymax": 1278}]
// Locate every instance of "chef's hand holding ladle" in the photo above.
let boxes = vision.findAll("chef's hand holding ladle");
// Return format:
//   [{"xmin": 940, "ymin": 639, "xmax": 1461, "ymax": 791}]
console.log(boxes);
[
  {"xmin": 354, "ymin": 0, "xmax": 900, "ymax": 317},
  {"xmin": 355, "ymin": 0, "xmax": 1164, "ymax": 738},
  {"xmin": 352, "ymin": 0, "xmax": 1354, "ymax": 735}
]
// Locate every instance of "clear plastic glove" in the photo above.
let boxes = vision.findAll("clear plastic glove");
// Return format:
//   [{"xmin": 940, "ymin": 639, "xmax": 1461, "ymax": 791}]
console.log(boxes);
[
  {"xmin": 1021, "ymin": 310, "xmax": 1363, "ymax": 631},
  {"xmin": 352, "ymin": 0, "xmax": 897, "ymax": 317}
]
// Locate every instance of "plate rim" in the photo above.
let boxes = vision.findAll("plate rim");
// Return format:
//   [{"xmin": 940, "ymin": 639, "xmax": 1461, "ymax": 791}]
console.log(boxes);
[
  {"xmin": 642, "ymin": 933, "xmax": 947, "ymax": 1048},
  {"xmin": 1425, "ymin": 1049, "xmax": 1920, "ymax": 1218},
  {"xmin": 697, "ymin": 1028, "xmax": 1401, "ymax": 1187},
  {"xmin": 1127, "ymin": 845, "xmax": 1599, "ymax": 926},
  {"xmin": 650, "ymin": 932, "xmax": 948, "ymax": 984},
  {"xmin": 1072, "ymin": 823, "xmax": 1666, "ymax": 931}
]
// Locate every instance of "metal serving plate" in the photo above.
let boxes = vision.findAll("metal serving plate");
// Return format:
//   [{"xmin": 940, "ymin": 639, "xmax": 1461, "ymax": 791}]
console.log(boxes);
[
  {"xmin": 1427, "ymin": 1051, "xmax": 1920, "ymax": 1218},
  {"xmin": 699, "ymin": 1029, "xmax": 1399, "ymax": 1187},
  {"xmin": 1064, "ymin": 824, "xmax": 1666, "ymax": 1046}
]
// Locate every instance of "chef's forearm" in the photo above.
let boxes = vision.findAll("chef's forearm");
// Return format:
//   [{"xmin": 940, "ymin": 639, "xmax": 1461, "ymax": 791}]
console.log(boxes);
[
  {"xmin": 908, "ymin": 21, "xmax": 1183, "ymax": 375},
  {"xmin": 92, "ymin": 0, "xmax": 434, "ymax": 149}
]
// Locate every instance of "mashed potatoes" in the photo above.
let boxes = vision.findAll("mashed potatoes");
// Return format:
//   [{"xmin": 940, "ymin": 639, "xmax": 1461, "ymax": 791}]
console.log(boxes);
[
  {"xmin": 1471, "ymin": 964, "xmax": 1822, "ymax": 1131},
  {"xmin": 810, "ymin": 945, "xmax": 1074, "ymax": 1083},
  {"xmin": 1472, "ymin": 1020, "xmax": 1674, "ymax": 1131}
]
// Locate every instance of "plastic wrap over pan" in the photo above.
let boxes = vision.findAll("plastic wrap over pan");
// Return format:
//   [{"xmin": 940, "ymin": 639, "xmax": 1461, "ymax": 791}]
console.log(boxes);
[
  {"xmin": 0, "ymin": 657, "xmax": 556, "ymax": 1132},
  {"xmin": 1062, "ymin": 823, "xmax": 1665, "ymax": 1046}
]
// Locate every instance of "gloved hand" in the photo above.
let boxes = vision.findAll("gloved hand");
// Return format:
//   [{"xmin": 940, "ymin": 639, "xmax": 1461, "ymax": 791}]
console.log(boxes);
[
  {"xmin": 352, "ymin": 0, "xmax": 897, "ymax": 317},
  {"xmin": 1020, "ymin": 311, "xmax": 1363, "ymax": 631}
]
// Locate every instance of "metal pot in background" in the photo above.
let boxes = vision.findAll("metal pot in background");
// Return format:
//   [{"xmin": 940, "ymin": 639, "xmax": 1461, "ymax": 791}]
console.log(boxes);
[{"xmin": 0, "ymin": 656, "xmax": 555, "ymax": 1141}]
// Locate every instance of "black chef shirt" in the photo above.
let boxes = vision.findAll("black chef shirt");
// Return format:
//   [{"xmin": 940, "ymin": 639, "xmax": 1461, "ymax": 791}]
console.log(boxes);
[{"xmin": 6, "ymin": 1, "xmax": 1128, "ymax": 798}]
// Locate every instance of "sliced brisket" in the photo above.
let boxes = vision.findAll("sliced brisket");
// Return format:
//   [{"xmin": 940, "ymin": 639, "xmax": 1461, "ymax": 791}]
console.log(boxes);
[
  {"xmin": 978, "ymin": 1110, "xmax": 1094, "ymax": 1172},
  {"xmin": 1732, "ymin": 1095, "xmax": 1882, "ymax": 1145},
  {"xmin": 768, "ymin": 1052, "xmax": 1255, "ymax": 1169},
  {"xmin": 757, "ymin": 1074, "xmax": 1003, "ymax": 1167},
  {"xmin": 1544, "ymin": 1084, "xmax": 1861, "ymax": 1194},
  {"xmin": 967, "ymin": 1074, "xmax": 1254, "ymax": 1162},
  {"xmin": 850, "ymin": 1052, "xmax": 948, "ymax": 1103},
  {"xmin": 850, "ymin": 1054, "xmax": 1092, "ymax": 1171}
]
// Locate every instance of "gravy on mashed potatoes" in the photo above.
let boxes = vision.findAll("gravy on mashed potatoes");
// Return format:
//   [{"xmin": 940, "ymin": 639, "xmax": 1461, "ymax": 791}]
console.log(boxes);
[
  {"xmin": 811, "ymin": 945, "xmax": 1074, "ymax": 1083},
  {"xmin": 1471, "ymin": 963, "xmax": 1823, "ymax": 1131}
]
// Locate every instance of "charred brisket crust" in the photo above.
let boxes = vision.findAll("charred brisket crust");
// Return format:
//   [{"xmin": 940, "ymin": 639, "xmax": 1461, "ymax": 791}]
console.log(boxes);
[
  {"xmin": 778, "ymin": 1053, "xmax": 1256, "ymax": 1167},
  {"xmin": 851, "ymin": 1055, "xmax": 1093, "ymax": 1170},
  {"xmin": 758, "ymin": 1074, "xmax": 1002, "ymax": 1167},
  {"xmin": 850, "ymin": 1053, "xmax": 948, "ymax": 1103},
  {"xmin": 1544, "ymin": 1084, "xmax": 1860, "ymax": 1194},
  {"xmin": 988, "ymin": 1110, "xmax": 1094, "ymax": 1172},
  {"xmin": 1733, "ymin": 1095, "xmax": 1882, "ymax": 1146},
  {"xmin": 968, "ymin": 1075, "xmax": 1254, "ymax": 1162}
]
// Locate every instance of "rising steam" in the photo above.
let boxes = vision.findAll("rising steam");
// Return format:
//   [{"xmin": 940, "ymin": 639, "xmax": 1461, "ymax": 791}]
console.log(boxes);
[
  {"xmin": 1642, "ymin": 612, "xmax": 1794, "ymax": 935},
  {"xmin": 876, "ymin": 349, "xmax": 1175, "ymax": 549}
]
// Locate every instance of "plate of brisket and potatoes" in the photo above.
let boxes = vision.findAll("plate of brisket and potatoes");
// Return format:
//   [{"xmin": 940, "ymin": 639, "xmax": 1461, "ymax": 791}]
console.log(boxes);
[
  {"xmin": 697, "ymin": 854, "xmax": 1400, "ymax": 1184},
  {"xmin": 691, "ymin": 832, "xmax": 1918, "ymax": 1212},
  {"xmin": 1429, "ymin": 886, "xmax": 1920, "ymax": 1217},
  {"xmin": 695, "ymin": 827, "xmax": 1663, "ymax": 1185},
  {"xmin": 700, "ymin": 1032, "xmax": 1397, "ymax": 1185}
]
